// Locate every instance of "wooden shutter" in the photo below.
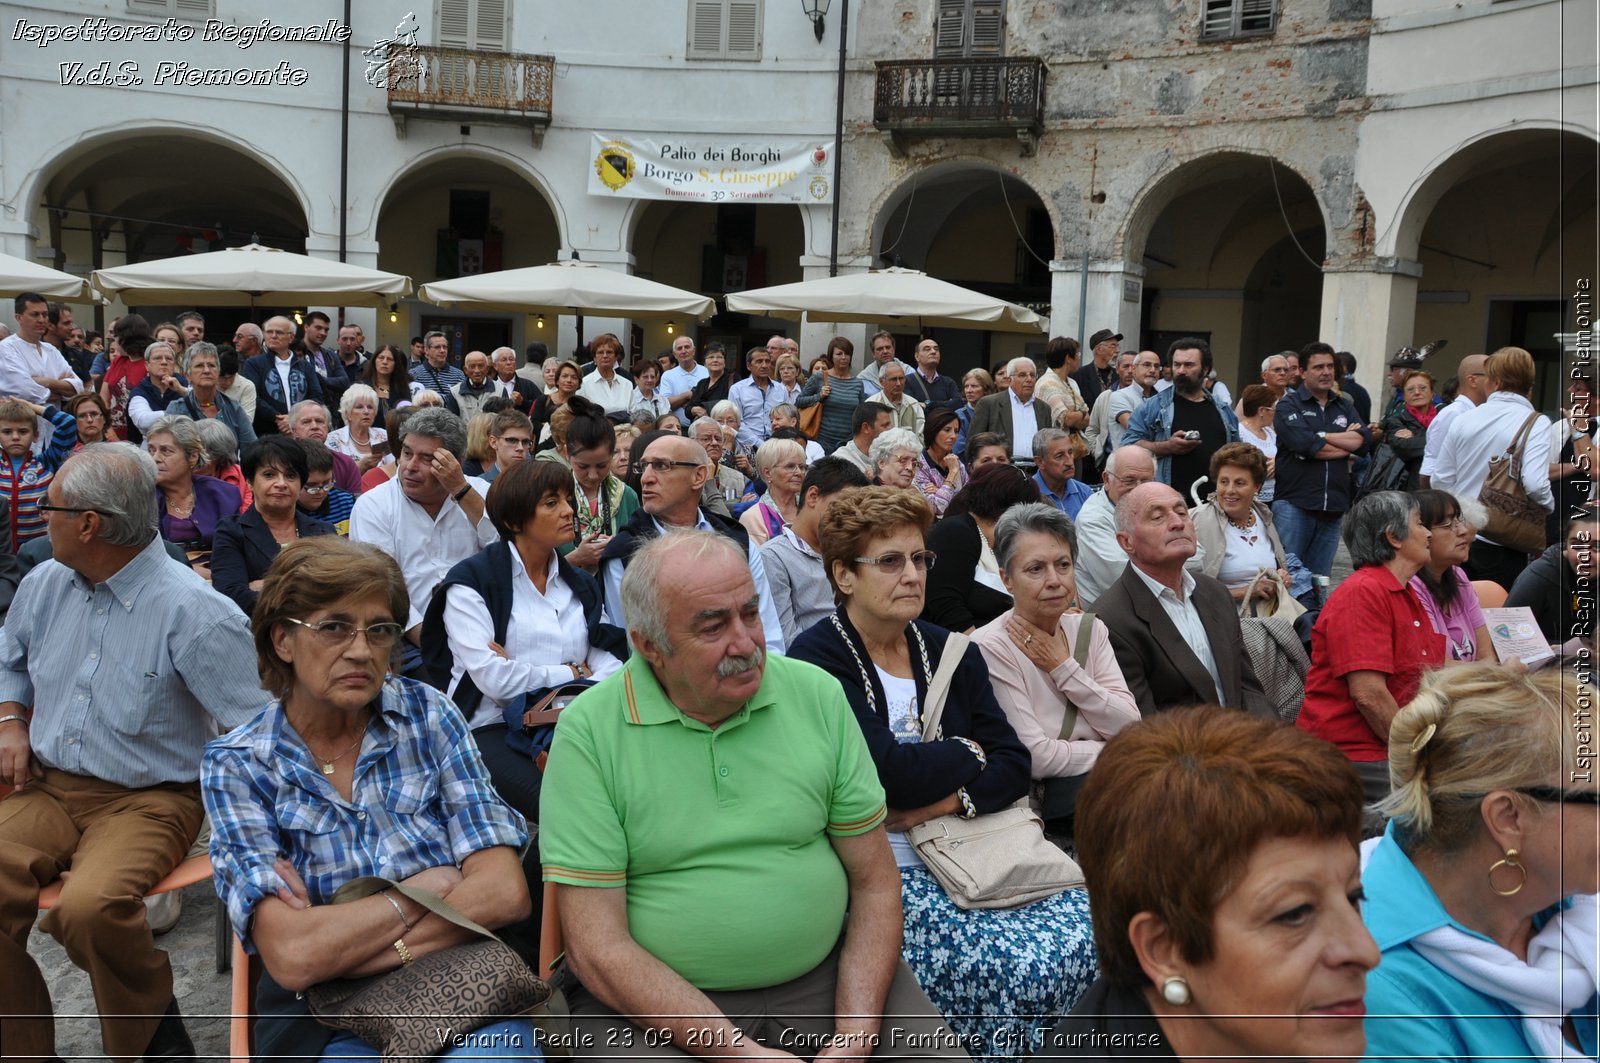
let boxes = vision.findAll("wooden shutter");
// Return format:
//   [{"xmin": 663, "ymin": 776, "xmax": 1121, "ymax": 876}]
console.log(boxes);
[
  {"xmin": 1239, "ymin": 0, "xmax": 1275, "ymax": 34},
  {"xmin": 174, "ymin": 0, "xmax": 210, "ymax": 15},
  {"xmin": 970, "ymin": 1, "xmax": 1004, "ymax": 56},
  {"xmin": 1202, "ymin": 0, "xmax": 1275, "ymax": 38},
  {"xmin": 934, "ymin": 0, "xmax": 967, "ymax": 57},
  {"xmin": 726, "ymin": 1, "xmax": 761, "ymax": 56},
  {"xmin": 128, "ymin": 0, "xmax": 213, "ymax": 15},
  {"xmin": 688, "ymin": 1, "xmax": 762, "ymax": 59}
]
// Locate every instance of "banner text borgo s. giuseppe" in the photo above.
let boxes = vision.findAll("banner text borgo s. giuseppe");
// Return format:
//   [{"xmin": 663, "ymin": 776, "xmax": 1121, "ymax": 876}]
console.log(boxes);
[{"xmin": 588, "ymin": 134, "xmax": 834, "ymax": 205}]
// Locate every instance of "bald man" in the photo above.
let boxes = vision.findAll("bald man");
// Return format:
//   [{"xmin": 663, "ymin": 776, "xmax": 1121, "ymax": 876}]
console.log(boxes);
[{"xmin": 1417, "ymin": 353, "xmax": 1490, "ymax": 489}]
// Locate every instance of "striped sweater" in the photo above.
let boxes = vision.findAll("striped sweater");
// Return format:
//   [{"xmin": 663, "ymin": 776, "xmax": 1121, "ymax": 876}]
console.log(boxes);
[{"xmin": 2, "ymin": 405, "xmax": 79, "ymax": 551}]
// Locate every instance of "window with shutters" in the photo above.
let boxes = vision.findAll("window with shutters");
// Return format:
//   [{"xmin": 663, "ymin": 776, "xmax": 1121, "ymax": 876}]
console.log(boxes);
[
  {"xmin": 437, "ymin": 0, "xmax": 510, "ymax": 98},
  {"xmin": 126, "ymin": 0, "xmax": 212, "ymax": 17},
  {"xmin": 933, "ymin": 0, "xmax": 1004, "ymax": 101},
  {"xmin": 687, "ymin": 0, "xmax": 763, "ymax": 61},
  {"xmin": 1200, "ymin": 0, "xmax": 1276, "ymax": 40}
]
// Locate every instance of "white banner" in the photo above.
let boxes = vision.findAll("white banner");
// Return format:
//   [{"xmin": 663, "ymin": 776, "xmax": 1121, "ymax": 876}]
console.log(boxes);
[{"xmin": 588, "ymin": 134, "xmax": 834, "ymax": 205}]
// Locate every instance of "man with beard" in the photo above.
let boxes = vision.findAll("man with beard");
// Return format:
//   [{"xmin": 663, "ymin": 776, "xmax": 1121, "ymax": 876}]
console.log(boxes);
[{"xmin": 1123, "ymin": 337, "xmax": 1240, "ymax": 501}]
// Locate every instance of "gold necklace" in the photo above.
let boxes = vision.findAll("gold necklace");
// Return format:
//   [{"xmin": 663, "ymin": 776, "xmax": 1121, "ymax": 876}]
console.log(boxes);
[{"xmin": 306, "ymin": 728, "xmax": 365, "ymax": 775}]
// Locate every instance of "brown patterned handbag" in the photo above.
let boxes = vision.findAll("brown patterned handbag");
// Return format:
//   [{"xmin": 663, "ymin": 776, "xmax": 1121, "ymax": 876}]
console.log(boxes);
[
  {"xmin": 305, "ymin": 876, "xmax": 550, "ymax": 1063},
  {"xmin": 1478, "ymin": 412, "xmax": 1548, "ymax": 554}
]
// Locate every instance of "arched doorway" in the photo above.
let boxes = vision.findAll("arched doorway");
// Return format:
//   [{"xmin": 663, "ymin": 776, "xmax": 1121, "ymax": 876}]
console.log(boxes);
[
  {"xmin": 871, "ymin": 162, "xmax": 1054, "ymax": 376},
  {"xmin": 629, "ymin": 201, "xmax": 805, "ymax": 363},
  {"xmin": 1396, "ymin": 128, "xmax": 1596, "ymax": 411},
  {"xmin": 1126, "ymin": 152, "xmax": 1326, "ymax": 390},
  {"xmin": 377, "ymin": 153, "xmax": 561, "ymax": 361},
  {"xmin": 28, "ymin": 130, "xmax": 309, "ymax": 336}
]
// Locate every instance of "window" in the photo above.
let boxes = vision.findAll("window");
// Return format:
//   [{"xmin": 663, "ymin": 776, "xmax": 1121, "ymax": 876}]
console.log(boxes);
[
  {"xmin": 1201, "ymin": 0, "xmax": 1276, "ymax": 40},
  {"xmin": 437, "ymin": 0, "xmax": 510, "ymax": 97},
  {"xmin": 687, "ymin": 0, "xmax": 763, "ymax": 60},
  {"xmin": 126, "ymin": 0, "xmax": 212, "ymax": 16},
  {"xmin": 934, "ymin": 0, "xmax": 1005, "ymax": 58}
]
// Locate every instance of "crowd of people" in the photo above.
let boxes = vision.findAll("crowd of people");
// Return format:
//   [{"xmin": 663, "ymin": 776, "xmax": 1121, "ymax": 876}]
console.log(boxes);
[{"xmin": 0, "ymin": 289, "xmax": 1592, "ymax": 1063}]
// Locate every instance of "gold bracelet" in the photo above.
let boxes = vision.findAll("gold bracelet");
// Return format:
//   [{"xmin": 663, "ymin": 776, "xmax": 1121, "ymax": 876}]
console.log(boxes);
[{"xmin": 393, "ymin": 938, "xmax": 414, "ymax": 966}]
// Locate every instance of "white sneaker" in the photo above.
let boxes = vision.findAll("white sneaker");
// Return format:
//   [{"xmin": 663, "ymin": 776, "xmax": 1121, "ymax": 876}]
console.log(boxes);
[{"xmin": 145, "ymin": 890, "xmax": 182, "ymax": 935}]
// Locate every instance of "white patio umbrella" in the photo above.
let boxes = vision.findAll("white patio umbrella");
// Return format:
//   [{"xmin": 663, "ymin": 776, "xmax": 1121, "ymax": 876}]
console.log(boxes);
[
  {"xmin": 91, "ymin": 243, "xmax": 412, "ymax": 307},
  {"xmin": 725, "ymin": 266, "xmax": 1047, "ymax": 334},
  {"xmin": 418, "ymin": 260, "xmax": 716, "ymax": 320},
  {"xmin": 0, "ymin": 251, "xmax": 97, "ymax": 300}
]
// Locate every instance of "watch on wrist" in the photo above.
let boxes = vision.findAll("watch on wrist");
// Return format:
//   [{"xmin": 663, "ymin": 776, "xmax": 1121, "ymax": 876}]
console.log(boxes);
[{"xmin": 452, "ymin": 483, "xmax": 472, "ymax": 502}]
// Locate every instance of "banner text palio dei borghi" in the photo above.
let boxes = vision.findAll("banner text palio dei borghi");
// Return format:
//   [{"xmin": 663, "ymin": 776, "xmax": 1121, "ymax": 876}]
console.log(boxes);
[{"xmin": 588, "ymin": 135, "xmax": 835, "ymax": 205}]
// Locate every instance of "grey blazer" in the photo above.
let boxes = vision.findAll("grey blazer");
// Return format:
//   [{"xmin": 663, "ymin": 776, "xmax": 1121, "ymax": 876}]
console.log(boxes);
[{"xmin": 965, "ymin": 390, "xmax": 1052, "ymax": 460}]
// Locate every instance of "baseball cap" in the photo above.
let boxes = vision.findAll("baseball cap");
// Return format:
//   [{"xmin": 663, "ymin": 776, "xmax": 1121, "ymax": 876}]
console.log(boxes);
[{"xmin": 1089, "ymin": 329, "xmax": 1124, "ymax": 348}]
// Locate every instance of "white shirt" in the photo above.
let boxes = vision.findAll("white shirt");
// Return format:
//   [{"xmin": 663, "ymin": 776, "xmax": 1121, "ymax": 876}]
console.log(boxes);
[
  {"xmin": 601, "ymin": 510, "xmax": 787, "ymax": 654},
  {"xmin": 1215, "ymin": 516, "xmax": 1279, "ymax": 587},
  {"xmin": 1008, "ymin": 389, "xmax": 1039, "ymax": 459},
  {"xmin": 831, "ymin": 441, "xmax": 873, "ymax": 475},
  {"xmin": 1427, "ymin": 392, "xmax": 1554, "ymax": 533},
  {"xmin": 579, "ymin": 370, "xmax": 640, "ymax": 415},
  {"xmin": 494, "ymin": 375, "xmax": 522, "ymax": 400},
  {"xmin": 348, "ymin": 477, "xmax": 498, "ymax": 630},
  {"xmin": 272, "ymin": 353, "xmax": 294, "ymax": 404},
  {"xmin": 1128, "ymin": 563, "xmax": 1227, "ymax": 705},
  {"xmin": 875, "ymin": 664, "xmax": 925, "ymax": 868},
  {"xmin": 1238, "ymin": 421, "xmax": 1278, "ymax": 503},
  {"xmin": 443, "ymin": 547, "xmax": 624, "ymax": 729},
  {"xmin": 327, "ymin": 425, "xmax": 392, "ymax": 468},
  {"xmin": 0, "ymin": 333, "xmax": 80, "ymax": 405},
  {"xmin": 1073, "ymin": 491, "xmax": 1126, "ymax": 607},
  {"xmin": 1109, "ymin": 387, "xmax": 1155, "ymax": 450},
  {"xmin": 1418, "ymin": 393, "xmax": 1476, "ymax": 478}
]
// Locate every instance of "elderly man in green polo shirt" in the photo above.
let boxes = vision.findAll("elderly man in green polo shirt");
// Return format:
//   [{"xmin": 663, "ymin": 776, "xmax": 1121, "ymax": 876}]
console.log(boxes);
[{"xmin": 541, "ymin": 531, "xmax": 968, "ymax": 1062}]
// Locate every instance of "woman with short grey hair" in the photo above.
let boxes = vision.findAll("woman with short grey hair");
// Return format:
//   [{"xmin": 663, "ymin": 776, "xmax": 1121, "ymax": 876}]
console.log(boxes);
[
  {"xmin": 1297, "ymin": 490, "xmax": 1444, "ymax": 804},
  {"xmin": 869, "ymin": 427, "xmax": 921, "ymax": 489},
  {"xmin": 975, "ymin": 502, "xmax": 1139, "ymax": 837},
  {"xmin": 145, "ymin": 414, "xmax": 243, "ymax": 578},
  {"xmin": 171, "ymin": 341, "xmax": 256, "ymax": 451}
]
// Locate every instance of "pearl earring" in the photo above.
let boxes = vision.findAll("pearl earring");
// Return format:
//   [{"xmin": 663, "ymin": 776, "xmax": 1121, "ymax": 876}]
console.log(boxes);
[{"xmin": 1162, "ymin": 976, "xmax": 1191, "ymax": 1006}]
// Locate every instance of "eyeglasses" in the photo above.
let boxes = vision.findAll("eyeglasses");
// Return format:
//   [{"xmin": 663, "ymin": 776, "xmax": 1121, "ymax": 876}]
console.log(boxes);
[
  {"xmin": 301, "ymin": 483, "xmax": 332, "ymax": 495},
  {"xmin": 637, "ymin": 458, "xmax": 702, "ymax": 474},
  {"xmin": 772, "ymin": 462, "xmax": 807, "ymax": 473},
  {"xmin": 854, "ymin": 550, "xmax": 937, "ymax": 574},
  {"xmin": 284, "ymin": 617, "xmax": 405, "ymax": 651},
  {"xmin": 1516, "ymin": 785, "xmax": 1600, "ymax": 806},
  {"xmin": 1431, "ymin": 517, "xmax": 1469, "ymax": 532},
  {"xmin": 37, "ymin": 503, "xmax": 121, "ymax": 517},
  {"xmin": 1107, "ymin": 474, "xmax": 1154, "ymax": 489}
]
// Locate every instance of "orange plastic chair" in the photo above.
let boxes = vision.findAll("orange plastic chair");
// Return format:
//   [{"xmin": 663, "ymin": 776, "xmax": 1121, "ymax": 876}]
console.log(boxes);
[
  {"xmin": 228, "ymin": 936, "xmax": 260, "ymax": 1063},
  {"xmin": 1473, "ymin": 579, "xmax": 1509, "ymax": 610},
  {"xmin": 37, "ymin": 852, "xmax": 213, "ymax": 910}
]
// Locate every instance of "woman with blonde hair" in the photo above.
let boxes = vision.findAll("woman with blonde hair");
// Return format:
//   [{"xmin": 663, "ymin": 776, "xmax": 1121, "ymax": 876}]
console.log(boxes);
[
  {"xmin": 1363, "ymin": 665, "xmax": 1598, "ymax": 1060},
  {"xmin": 463, "ymin": 412, "xmax": 495, "ymax": 477},
  {"xmin": 739, "ymin": 437, "xmax": 805, "ymax": 545}
]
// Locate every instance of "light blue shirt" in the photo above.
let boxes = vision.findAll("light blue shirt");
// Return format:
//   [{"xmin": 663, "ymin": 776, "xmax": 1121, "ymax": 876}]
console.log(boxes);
[
  {"xmin": 0, "ymin": 536, "xmax": 268, "ymax": 788},
  {"xmin": 1362, "ymin": 823, "xmax": 1599, "ymax": 1061},
  {"xmin": 602, "ymin": 511, "xmax": 787, "ymax": 654},
  {"xmin": 661, "ymin": 362, "xmax": 709, "ymax": 425},
  {"xmin": 729, "ymin": 376, "xmax": 785, "ymax": 450}
]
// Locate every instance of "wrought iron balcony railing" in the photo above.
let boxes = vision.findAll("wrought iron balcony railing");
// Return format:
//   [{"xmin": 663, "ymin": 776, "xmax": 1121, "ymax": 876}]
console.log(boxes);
[
  {"xmin": 873, "ymin": 56, "xmax": 1046, "ymax": 155},
  {"xmin": 387, "ymin": 45, "xmax": 554, "ymax": 142}
]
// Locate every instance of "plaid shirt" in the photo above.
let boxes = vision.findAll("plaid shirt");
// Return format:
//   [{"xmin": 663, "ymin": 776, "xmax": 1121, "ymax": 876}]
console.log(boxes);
[{"xmin": 202, "ymin": 675, "xmax": 528, "ymax": 948}]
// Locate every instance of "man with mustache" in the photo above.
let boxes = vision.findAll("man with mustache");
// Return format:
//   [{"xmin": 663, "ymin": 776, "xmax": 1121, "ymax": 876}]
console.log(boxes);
[
  {"xmin": 1093, "ymin": 482, "xmax": 1268, "ymax": 717},
  {"xmin": 1124, "ymin": 337, "xmax": 1240, "ymax": 501},
  {"xmin": 542, "ymin": 530, "xmax": 966, "ymax": 1063},
  {"xmin": 599, "ymin": 434, "xmax": 785, "ymax": 653}
]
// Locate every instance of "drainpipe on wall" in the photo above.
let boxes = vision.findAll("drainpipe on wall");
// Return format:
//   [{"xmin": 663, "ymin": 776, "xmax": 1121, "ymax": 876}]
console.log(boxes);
[
  {"xmin": 828, "ymin": 0, "xmax": 848, "ymax": 277},
  {"xmin": 339, "ymin": 0, "xmax": 351, "ymax": 262}
]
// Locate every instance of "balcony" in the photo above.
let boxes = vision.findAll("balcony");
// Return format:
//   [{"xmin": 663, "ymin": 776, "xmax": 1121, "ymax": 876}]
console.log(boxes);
[
  {"xmin": 874, "ymin": 56, "xmax": 1046, "ymax": 157},
  {"xmin": 387, "ymin": 46, "xmax": 555, "ymax": 145}
]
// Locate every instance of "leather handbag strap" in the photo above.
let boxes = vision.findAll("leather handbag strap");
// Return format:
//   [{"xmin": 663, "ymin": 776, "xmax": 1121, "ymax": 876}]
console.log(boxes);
[
  {"xmin": 1056, "ymin": 613, "xmax": 1095, "ymax": 741},
  {"xmin": 919, "ymin": 631, "xmax": 969, "ymax": 743},
  {"xmin": 329, "ymin": 875, "xmax": 505, "ymax": 946},
  {"xmin": 1503, "ymin": 411, "xmax": 1542, "ymax": 476},
  {"xmin": 522, "ymin": 683, "xmax": 591, "ymax": 730}
]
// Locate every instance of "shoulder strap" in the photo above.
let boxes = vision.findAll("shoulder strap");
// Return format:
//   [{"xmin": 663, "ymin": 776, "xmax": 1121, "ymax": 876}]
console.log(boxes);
[
  {"xmin": 1056, "ymin": 613, "xmax": 1095, "ymax": 740},
  {"xmin": 920, "ymin": 630, "xmax": 968, "ymax": 742},
  {"xmin": 330, "ymin": 875, "xmax": 505, "ymax": 945}
]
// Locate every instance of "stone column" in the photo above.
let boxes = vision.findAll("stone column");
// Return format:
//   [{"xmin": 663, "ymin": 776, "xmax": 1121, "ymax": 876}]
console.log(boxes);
[
  {"xmin": 1318, "ymin": 257, "xmax": 1422, "ymax": 403},
  {"xmin": 1049, "ymin": 258, "xmax": 1146, "ymax": 344}
]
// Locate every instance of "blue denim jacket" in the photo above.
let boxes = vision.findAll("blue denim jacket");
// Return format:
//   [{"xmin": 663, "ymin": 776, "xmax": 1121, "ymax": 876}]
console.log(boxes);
[{"xmin": 1122, "ymin": 386, "xmax": 1240, "ymax": 484}]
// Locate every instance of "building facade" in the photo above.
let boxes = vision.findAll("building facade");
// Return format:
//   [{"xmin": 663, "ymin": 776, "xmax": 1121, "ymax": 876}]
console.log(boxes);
[{"xmin": 1, "ymin": 0, "xmax": 1592, "ymax": 400}]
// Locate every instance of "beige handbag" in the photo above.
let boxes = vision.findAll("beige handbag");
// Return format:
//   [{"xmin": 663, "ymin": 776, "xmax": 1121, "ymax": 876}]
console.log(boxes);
[
  {"xmin": 1478, "ymin": 412, "xmax": 1548, "ymax": 553},
  {"xmin": 901, "ymin": 631, "xmax": 1084, "ymax": 910},
  {"xmin": 1240, "ymin": 569, "xmax": 1307, "ymax": 621}
]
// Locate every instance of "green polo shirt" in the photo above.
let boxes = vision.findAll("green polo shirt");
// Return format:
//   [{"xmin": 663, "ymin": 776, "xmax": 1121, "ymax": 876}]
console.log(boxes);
[{"xmin": 540, "ymin": 653, "xmax": 887, "ymax": 991}]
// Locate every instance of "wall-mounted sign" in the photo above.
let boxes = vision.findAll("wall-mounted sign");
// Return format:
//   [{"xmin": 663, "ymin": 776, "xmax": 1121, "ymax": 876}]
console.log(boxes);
[{"xmin": 588, "ymin": 134, "xmax": 834, "ymax": 205}]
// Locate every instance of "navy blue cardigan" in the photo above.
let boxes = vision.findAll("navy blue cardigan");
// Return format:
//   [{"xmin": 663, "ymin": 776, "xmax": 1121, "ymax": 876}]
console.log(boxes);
[
  {"xmin": 420, "ymin": 540, "xmax": 628, "ymax": 723},
  {"xmin": 788, "ymin": 611, "xmax": 1030, "ymax": 813}
]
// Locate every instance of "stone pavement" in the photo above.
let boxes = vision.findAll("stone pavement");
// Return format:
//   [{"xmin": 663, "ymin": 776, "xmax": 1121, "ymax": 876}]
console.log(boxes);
[
  {"xmin": 30, "ymin": 878, "xmax": 231, "ymax": 1062},
  {"xmin": 28, "ymin": 548, "xmax": 1355, "ymax": 1061}
]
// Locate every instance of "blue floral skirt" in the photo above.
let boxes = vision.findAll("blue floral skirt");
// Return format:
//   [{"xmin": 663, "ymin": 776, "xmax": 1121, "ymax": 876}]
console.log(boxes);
[{"xmin": 899, "ymin": 866, "xmax": 1098, "ymax": 1063}]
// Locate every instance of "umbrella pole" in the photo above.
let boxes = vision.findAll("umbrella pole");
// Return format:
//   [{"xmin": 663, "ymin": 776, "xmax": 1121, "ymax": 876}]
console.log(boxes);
[{"xmin": 576, "ymin": 313, "xmax": 585, "ymax": 351}]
